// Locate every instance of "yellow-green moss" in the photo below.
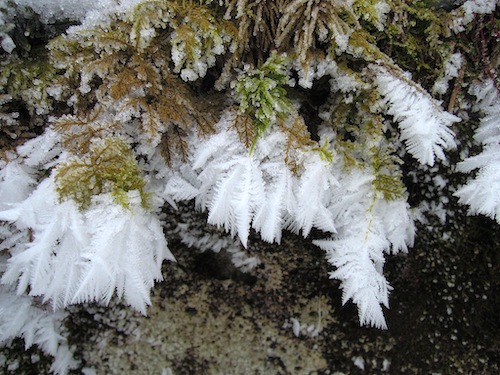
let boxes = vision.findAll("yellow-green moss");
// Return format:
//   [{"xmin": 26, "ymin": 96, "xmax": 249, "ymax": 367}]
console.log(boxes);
[{"xmin": 55, "ymin": 137, "xmax": 148, "ymax": 209}]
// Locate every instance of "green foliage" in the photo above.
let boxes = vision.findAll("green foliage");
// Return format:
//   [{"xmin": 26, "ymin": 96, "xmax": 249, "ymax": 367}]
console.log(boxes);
[
  {"xmin": 129, "ymin": 0, "xmax": 237, "ymax": 79},
  {"xmin": 208, "ymin": 0, "xmax": 284, "ymax": 63},
  {"xmin": 353, "ymin": 0, "xmax": 390, "ymax": 31},
  {"xmin": 233, "ymin": 52, "xmax": 293, "ymax": 150},
  {"xmin": 373, "ymin": 0, "xmax": 453, "ymax": 83},
  {"xmin": 371, "ymin": 146, "xmax": 406, "ymax": 201},
  {"xmin": 55, "ymin": 137, "xmax": 148, "ymax": 209},
  {"xmin": 47, "ymin": 0, "xmax": 227, "ymax": 167},
  {"xmin": 276, "ymin": 0, "xmax": 358, "ymax": 62},
  {"xmin": 311, "ymin": 140, "xmax": 334, "ymax": 163},
  {"xmin": 0, "ymin": 52, "xmax": 59, "ymax": 115}
]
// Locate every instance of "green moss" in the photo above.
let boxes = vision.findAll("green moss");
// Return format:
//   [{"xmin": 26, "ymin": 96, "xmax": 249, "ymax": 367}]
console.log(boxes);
[
  {"xmin": 373, "ymin": 173, "xmax": 406, "ymax": 200},
  {"xmin": 371, "ymin": 145, "xmax": 406, "ymax": 201},
  {"xmin": 0, "ymin": 52, "xmax": 59, "ymax": 115},
  {"xmin": 55, "ymin": 137, "xmax": 148, "ymax": 210},
  {"xmin": 233, "ymin": 52, "xmax": 293, "ymax": 151},
  {"xmin": 312, "ymin": 140, "xmax": 334, "ymax": 163},
  {"xmin": 335, "ymin": 140, "xmax": 362, "ymax": 170}
]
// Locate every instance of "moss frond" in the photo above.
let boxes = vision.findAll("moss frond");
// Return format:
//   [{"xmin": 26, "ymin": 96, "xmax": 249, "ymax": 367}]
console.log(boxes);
[
  {"xmin": 234, "ymin": 52, "xmax": 293, "ymax": 144},
  {"xmin": 217, "ymin": 0, "xmax": 284, "ymax": 63},
  {"xmin": 353, "ymin": 0, "xmax": 391, "ymax": 31},
  {"xmin": 370, "ymin": 142, "xmax": 406, "ymax": 201},
  {"xmin": 161, "ymin": 123, "xmax": 190, "ymax": 166},
  {"xmin": 129, "ymin": 0, "xmax": 171, "ymax": 50},
  {"xmin": 47, "ymin": 1, "xmax": 224, "ymax": 167},
  {"xmin": 55, "ymin": 137, "xmax": 147, "ymax": 209},
  {"xmin": 232, "ymin": 110, "xmax": 256, "ymax": 149},
  {"xmin": 276, "ymin": 0, "xmax": 360, "ymax": 63},
  {"xmin": 311, "ymin": 140, "xmax": 334, "ymax": 163},
  {"xmin": 51, "ymin": 106, "xmax": 121, "ymax": 155},
  {"xmin": 0, "ymin": 52, "xmax": 59, "ymax": 115},
  {"xmin": 373, "ymin": 173, "xmax": 405, "ymax": 201},
  {"xmin": 278, "ymin": 113, "xmax": 315, "ymax": 172},
  {"xmin": 335, "ymin": 140, "xmax": 362, "ymax": 170}
]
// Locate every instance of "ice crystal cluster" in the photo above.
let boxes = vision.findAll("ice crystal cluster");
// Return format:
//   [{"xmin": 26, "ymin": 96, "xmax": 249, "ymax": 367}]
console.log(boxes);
[{"xmin": 0, "ymin": 0, "xmax": 498, "ymax": 372}]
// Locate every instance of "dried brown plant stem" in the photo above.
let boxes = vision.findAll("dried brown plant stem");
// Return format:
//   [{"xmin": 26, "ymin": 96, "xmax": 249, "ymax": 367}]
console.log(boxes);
[{"xmin": 448, "ymin": 63, "xmax": 465, "ymax": 113}]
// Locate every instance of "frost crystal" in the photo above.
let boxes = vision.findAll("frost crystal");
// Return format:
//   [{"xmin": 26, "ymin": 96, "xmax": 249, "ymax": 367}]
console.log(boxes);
[
  {"xmin": 451, "ymin": 0, "xmax": 498, "ymax": 32},
  {"xmin": 373, "ymin": 65, "xmax": 458, "ymax": 166},
  {"xmin": 1, "ymin": 0, "xmax": 499, "ymax": 369},
  {"xmin": 433, "ymin": 53, "xmax": 463, "ymax": 95},
  {"xmin": 455, "ymin": 79, "xmax": 500, "ymax": 223}
]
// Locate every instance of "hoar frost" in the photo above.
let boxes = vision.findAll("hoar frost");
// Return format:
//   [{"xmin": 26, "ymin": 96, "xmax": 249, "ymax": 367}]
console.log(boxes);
[{"xmin": 1, "ymin": 0, "xmax": 499, "ymax": 372}]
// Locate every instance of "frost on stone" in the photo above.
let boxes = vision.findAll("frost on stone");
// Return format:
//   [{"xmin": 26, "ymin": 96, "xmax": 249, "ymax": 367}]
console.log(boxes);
[
  {"xmin": 284, "ymin": 296, "xmax": 332, "ymax": 338},
  {"xmin": 176, "ymin": 215, "xmax": 261, "ymax": 272}
]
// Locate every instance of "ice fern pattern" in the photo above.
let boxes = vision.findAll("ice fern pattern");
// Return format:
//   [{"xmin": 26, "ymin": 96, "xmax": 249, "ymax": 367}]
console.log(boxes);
[
  {"xmin": 1, "ymin": 0, "xmax": 500, "ymax": 371},
  {"xmin": 373, "ymin": 65, "xmax": 459, "ymax": 166},
  {"xmin": 185, "ymin": 110, "xmax": 337, "ymax": 246},
  {"xmin": 314, "ymin": 168, "xmax": 414, "ymax": 329},
  {"xmin": 455, "ymin": 79, "xmax": 500, "ymax": 223},
  {"xmin": 0, "ymin": 284, "xmax": 78, "ymax": 373},
  {"xmin": 0, "ymin": 174, "xmax": 174, "ymax": 314}
]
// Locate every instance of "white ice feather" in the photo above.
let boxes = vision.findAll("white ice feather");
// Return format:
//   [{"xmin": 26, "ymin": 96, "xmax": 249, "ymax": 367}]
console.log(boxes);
[
  {"xmin": 372, "ymin": 65, "xmax": 458, "ymax": 166},
  {"xmin": 455, "ymin": 79, "xmax": 500, "ymax": 223}
]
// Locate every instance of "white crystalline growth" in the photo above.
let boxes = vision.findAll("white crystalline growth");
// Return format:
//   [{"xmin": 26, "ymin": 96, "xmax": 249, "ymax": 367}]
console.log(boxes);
[
  {"xmin": 0, "ymin": 0, "xmax": 105, "ymax": 52},
  {"xmin": 433, "ymin": 53, "xmax": 463, "ymax": 95},
  {"xmin": 451, "ymin": 0, "xmax": 498, "ymax": 32},
  {"xmin": 11, "ymin": 0, "xmax": 112, "ymax": 23},
  {"xmin": 1, "ymin": 0, "xmax": 148, "ymax": 52},
  {"xmin": 455, "ymin": 79, "xmax": 500, "ymax": 223},
  {"xmin": 0, "ymin": 285, "xmax": 79, "ymax": 375},
  {"xmin": 372, "ymin": 64, "xmax": 458, "ymax": 166}
]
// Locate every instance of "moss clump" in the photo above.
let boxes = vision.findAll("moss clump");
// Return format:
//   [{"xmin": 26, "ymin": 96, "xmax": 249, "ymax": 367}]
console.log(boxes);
[
  {"xmin": 233, "ymin": 52, "xmax": 293, "ymax": 150},
  {"xmin": 55, "ymin": 137, "xmax": 148, "ymax": 209}
]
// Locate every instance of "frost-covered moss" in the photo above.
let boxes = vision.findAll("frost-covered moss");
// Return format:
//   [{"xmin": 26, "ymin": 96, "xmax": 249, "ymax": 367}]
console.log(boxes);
[
  {"xmin": 55, "ymin": 137, "xmax": 148, "ymax": 209},
  {"xmin": 0, "ymin": 1, "xmax": 499, "ymax": 373}
]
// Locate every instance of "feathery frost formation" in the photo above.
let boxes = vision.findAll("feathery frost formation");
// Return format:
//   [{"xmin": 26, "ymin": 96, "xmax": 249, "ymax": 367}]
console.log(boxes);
[
  {"xmin": 189, "ymin": 111, "xmax": 337, "ymax": 246},
  {"xmin": 0, "ymin": 284, "xmax": 78, "ymax": 373},
  {"xmin": 455, "ymin": 79, "xmax": 500, "ymax": 222},
  {"xmin": 314, "ymin": 169, "xmax": 415, "ymax": 329},
  {"xmin": 0, "ymin": 0, "xmax": 499, "ymax": 372},
  {"xmin": 0, "ymin": 165, "xmax": 174, "ymax": 314},
  {"xmin": 373, "ymin": 65, "xmax": 459, "ymax": 166}
]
